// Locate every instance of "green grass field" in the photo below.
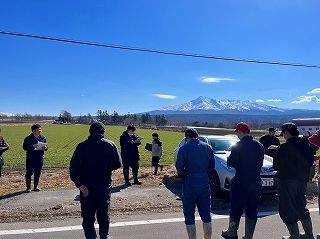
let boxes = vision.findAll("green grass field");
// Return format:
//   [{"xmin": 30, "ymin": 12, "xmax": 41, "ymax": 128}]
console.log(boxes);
[
  {"xmin": 1, "ymin": 124, "xmax": 318, "ymax": 170},
  {"xmin": 0, "ymin": 124, "xmax": 185, "ymax": 169}
]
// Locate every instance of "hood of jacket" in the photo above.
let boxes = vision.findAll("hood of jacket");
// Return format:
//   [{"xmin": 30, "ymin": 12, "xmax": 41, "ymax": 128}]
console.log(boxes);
[{"xmin": 287, "ymin": 137, "xmax": 310, "ymax": 151}]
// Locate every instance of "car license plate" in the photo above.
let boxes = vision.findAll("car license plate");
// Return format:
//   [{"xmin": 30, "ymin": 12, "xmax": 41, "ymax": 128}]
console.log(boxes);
[{"xmin": 262, "ymin": 178, "xmax": 274, "ymax": 186}]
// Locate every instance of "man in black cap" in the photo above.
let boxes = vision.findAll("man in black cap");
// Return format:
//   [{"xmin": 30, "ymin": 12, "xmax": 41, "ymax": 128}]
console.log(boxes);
[
  {"xmin": 274, "ymin": 122, "xmax": 315, "ymax": 239},
  {"xmin": 120, "ymin": 125, "xmax": 143, "ymax": 186},
  {"xmin": 70, "ymin": 122, "xmax": 122, "ymax": 239},
  {"xmin": 259, "ymin": 127, "xmax": 280, "ymax": 157},
  {"xmin": 175, "ymin": 128, "xmax": 215, "ymax": 239}
]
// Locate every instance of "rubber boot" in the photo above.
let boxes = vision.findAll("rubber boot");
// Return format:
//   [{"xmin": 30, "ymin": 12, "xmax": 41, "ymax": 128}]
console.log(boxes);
[
  {"xmin": 202, "ymin": 222, "xmax": 212, "ymax": 239},
  {"xmin": 282, "ymin": 222, "xmax": 300, "ymax": 239},
  {"xmin": 25, "ymin": 176, "xmax": 31, "ymax": 193},
  {"xmin": 123, "ymin": 173, "xmax": 131, "ymax": 186},
  {"xmin": 160, "ymin": 164, "xmax": 163, "ymax": 171},
  {"xmin": 99, "ymin": 227, "xmax": 109, "ymax": 239},
  {"xmin": 300, "ymin": 217, "xmax": 315, "ymax": 239},
  {"xmin": 186, "ymin": 224, "xmax": 196, "ymax": 239},
  {"xmin": 221, "ymin": 216, "xmax": 240, "ymax": 239},
  {"xmin": 242, "ymin": 218, "xmax": 257, "ymax": 239},
  {"xmin": 133, "ymin": 173, "xmax": 142, "ymax": 185},
  {"xmin": 33, "ymin": 175, "xmax": 41, "ymax": 191},
  {"xmin": 85, "ymin": 230, "xmax": 97, "ymax": 239},
  {"xmin": 154, "ymin": 166, "xmax": 158, "ymax": 175}
]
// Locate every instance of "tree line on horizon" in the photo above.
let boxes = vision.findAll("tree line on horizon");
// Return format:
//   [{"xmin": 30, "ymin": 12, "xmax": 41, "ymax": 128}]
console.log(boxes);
[{"xmin": 0, "ymin": 110, "xmax": 290, "ymax": 130}]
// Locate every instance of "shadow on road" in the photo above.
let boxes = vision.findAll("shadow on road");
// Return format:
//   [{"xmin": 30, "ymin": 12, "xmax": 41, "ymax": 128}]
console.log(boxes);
[
  {"xmin": 0, "ymin": 190, "xmax": 25, "ymax": 200},
  {"xmin": 162, "ymin": 174, "xmax": 182, "ymax": 200}
]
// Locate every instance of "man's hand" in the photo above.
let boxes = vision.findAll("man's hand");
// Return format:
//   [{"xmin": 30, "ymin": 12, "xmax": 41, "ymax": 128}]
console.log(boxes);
[{"xmin": 79, "ymin": 185, "xmax": 89, "ymax": 197}]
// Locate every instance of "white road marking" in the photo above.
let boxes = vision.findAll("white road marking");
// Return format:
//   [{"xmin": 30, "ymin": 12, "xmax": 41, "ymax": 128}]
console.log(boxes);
[{"xmin": 0, "ymin": 208, "xmax": 318, "ymax": 235}]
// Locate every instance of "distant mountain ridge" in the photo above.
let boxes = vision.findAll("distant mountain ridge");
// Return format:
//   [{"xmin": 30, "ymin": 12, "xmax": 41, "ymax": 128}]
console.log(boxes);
[{"xmin": 148, "ymin": 96, "xmax": 319, "ymax": 116}]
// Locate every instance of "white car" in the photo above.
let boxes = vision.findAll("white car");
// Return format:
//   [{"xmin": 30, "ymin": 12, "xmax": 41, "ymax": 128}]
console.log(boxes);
[{"xmin": 174, "ymin": 135, "xmax": 278, "ymax": 197}]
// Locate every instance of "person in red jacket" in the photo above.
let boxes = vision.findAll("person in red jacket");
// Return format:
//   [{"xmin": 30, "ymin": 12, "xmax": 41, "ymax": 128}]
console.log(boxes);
[{"xmin": 308, "ymin": 130, "xmax": 320, "ymax": 239}]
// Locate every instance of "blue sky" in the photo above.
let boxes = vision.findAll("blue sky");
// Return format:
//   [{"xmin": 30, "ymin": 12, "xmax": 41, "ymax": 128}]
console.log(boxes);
[{"xmin": 1, "ymin": 1, "xmax": 320, "ymax": 116}]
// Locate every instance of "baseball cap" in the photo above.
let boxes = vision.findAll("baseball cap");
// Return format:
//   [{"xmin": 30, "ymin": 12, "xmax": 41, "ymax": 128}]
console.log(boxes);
[
  {"xmin": 234, "ymin": 122, "xmax": 250, "ymax": 133},
  {"xmin": 89, "ymin": 122, "xmax": 105, "ymax": 134},
  {"xmin": 280, "ymin": 122, "xmax": 299, "ymax": 137},
  {"xmin": 302, "ymin": 130, "xmax": 311, "ymax": 138},
  {"xmin": 268, "ymin": 127, "xmax": 276, "ymax": 132},
  {"xmin": 185, "ymin": 128, "xmax": 199, "ymax": 138}
]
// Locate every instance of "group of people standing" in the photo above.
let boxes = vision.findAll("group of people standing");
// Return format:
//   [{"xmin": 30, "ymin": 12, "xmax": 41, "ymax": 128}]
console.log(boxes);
[
  {"xmin": 175, "ymin": 122, "xmax": 320, "ymax": 239},
  {"xmin": 2, "ymin": 121, "xmax": 320, "ymax": 238}
]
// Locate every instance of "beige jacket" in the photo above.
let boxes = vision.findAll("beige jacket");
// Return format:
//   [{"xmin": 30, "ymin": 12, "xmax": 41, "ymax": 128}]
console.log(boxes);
[{"xmin": 152, "ymin": 140, "xmax": 162, "ymax": 157}]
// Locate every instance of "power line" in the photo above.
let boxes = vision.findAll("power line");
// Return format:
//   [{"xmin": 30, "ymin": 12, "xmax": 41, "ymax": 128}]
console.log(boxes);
[{"xmin": 1, "ymin": 30, "xmax": 320, "ymax": 69}]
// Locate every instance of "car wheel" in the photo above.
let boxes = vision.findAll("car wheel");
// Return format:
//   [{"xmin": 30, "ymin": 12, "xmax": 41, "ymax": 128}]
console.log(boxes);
[{"xmin": 209, "ymin": 171, "xmax": 221, "ymax": 197}]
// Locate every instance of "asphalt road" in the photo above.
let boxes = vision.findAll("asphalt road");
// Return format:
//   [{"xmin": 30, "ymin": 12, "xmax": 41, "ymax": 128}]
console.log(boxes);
[
  {"xmin": 0, "ymin": 183, "xmax": 319, "ymax": 238},
  {"xmin": 1, "ymin": 209, "xmax": 320, "ymax": 238}
]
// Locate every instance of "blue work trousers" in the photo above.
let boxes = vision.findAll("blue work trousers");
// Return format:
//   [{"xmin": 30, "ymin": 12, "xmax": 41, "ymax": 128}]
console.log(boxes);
[
  {"xmin": 80, "ymin": 187, "xmax": 111, "ymax": 234},
  {"xmin": 229, "ymin": 180, "xmax": 262, "ymax": 220},
  {"xmin": 182, "ymin": 182, "xmax": 211, "ymax": 225}
]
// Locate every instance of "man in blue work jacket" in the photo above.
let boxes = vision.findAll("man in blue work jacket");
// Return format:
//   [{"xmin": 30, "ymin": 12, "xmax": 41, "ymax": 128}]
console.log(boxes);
[
  {"xmin": 222, "ymin": 122, "xmax": 264, "ymax": 239},
  {"xmin": 175, "ymin": 128, "xmax": 215, "ymax": 239}
]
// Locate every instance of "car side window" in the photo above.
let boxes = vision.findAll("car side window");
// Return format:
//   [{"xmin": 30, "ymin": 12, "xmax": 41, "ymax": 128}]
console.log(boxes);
[{"xmin": 199, "ymin": 137, "xmax": 206, "ymax": 142}]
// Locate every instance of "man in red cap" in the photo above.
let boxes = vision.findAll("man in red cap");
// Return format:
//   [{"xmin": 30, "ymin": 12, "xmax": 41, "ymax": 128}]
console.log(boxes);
[{"xmin": 222, "ymin": 122, "xmax": 264, "ymax": 239}]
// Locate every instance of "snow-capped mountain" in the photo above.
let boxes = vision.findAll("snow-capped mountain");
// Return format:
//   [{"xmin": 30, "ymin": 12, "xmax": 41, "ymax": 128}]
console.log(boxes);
[{"xmin": 148, "ymin": 96, "xmax": 318, "ymax": 116}]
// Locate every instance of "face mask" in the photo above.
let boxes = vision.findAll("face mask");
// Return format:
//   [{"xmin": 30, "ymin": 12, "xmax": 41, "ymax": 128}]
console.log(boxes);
[{"xmin": 128, "ymin": 133, "xmax": 133, "ymax": 136}]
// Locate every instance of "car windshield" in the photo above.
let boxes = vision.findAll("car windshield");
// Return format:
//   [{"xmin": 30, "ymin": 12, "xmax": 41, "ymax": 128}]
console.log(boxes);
[{"xmin": 208, "ymin": 138, "xmax": 238, "ymax": 153}]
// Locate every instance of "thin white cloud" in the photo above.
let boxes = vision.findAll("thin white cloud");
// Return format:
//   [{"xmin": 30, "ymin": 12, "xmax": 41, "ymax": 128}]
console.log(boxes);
[
  {"xmin": 267, "ymin": 99, "xmax": 282, "ymax": 102},
  {"xmin": 153, "ymin": 94, "xmax": 177, "ymax": 99},
  {"xmin": 200, "ymin": 77, "xmax": 234, "ymax": 83},
  {"xmin": 255, "ymin": 99, "xmax": 264, "ymax": 103},
  {"xmin": 307, "ymin": 88, "xmax": 320, "ymax": 95},
  {"xmin": 292, "ymin": 95, "xmax": 320, "ymax": 104}
]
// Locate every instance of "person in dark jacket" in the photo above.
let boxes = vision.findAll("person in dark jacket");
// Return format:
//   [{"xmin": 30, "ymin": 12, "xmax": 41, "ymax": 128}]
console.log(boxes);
[
  {"xmin": 259, "ymin": 127, "xmax": 280, "ymax": 157},
  {"xmin": 274, "ymin": 122, "xmax": 315, "ymax": 239},
  {"xmin": 222, "ymin": 122, "xmax": 264, "ymax": 239},
  {"xmin": 22, "ymin": 124, "xmax": 48, "ymax": 192},
  {"xmin": 70, "ymin": 122, "xmax": 122, "ymax": 239},
  {"xmin": 0, "ymin": 134, "xmax": 9, "ymax": 177},
  {"xmin": 176, "ymin": 128, "xmax": 215, "ymax": 239},
  {"xmin": 120, "ymin": 125, "xmax": 142, "ymax": 186}
]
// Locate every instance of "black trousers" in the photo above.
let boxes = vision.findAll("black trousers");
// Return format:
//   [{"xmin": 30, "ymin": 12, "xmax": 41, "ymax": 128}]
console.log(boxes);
[
  {"xmin": 25, "ymin": 159, "xmax": 43, "ymax": 177},
  {"xmin": 80, "ymin": 187, "xmax": 111, "ymax": 234},
  {"xmin": 122, "ymin": 160, "xmax": 139, "ymax": 175},
  {"xmin": 229, "ymin": 180, "xmax": 262, "ymax": 220},
  {"xmin": 278, "ymin": 179, "xmax": 310, "ymax": 224}
]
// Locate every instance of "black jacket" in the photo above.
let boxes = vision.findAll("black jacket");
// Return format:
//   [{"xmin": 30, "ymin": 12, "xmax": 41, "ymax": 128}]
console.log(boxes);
[
  {"xmin": 22, "ymin": 134, "xmax": 47, "ymax": 161},
  {"xmin": 69, "ymin": 134, "xmax": 122, "ymax": 190},
  {"xmin": 259, "ymin": 135, "xmax": 280, "ymax": 157},
  {"xmin": 274, "ymin": 137, "xmax": 314, "ymax": 182},
  {"xmin": 120, "ymin": 131, "xmax": 141, "ymax": 163}
]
